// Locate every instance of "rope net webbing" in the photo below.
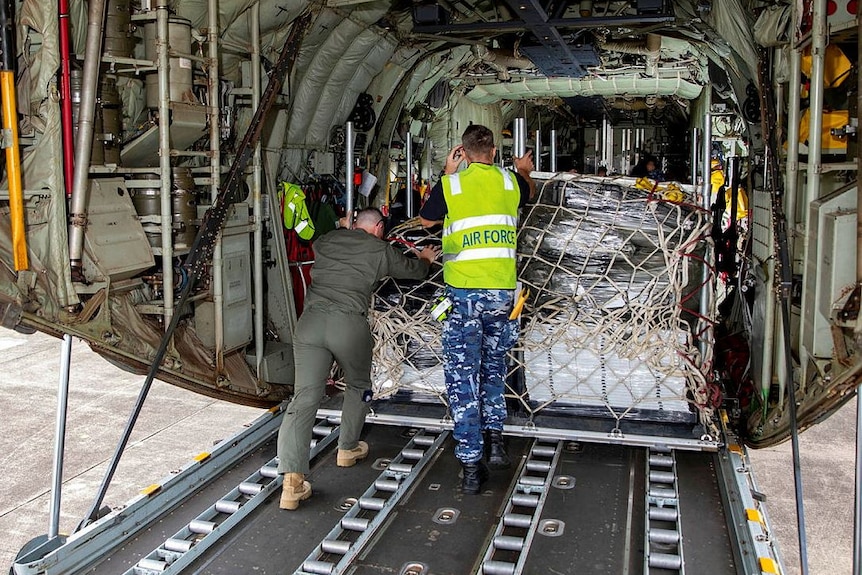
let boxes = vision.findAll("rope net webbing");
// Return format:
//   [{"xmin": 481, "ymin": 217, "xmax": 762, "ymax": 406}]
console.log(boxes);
[{"xmin": 370, "ymin": 174, "xmax": 718, "ymax": 435}]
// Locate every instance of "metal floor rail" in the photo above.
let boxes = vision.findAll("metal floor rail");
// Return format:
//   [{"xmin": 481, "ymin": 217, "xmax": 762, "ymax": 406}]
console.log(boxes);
[
  {"xmin": 296, "ymin": 427, "xmax": 449, "ymax": 575},
  {"xmin": 645, "ymin": 447, "xmax": 685, "ymax": 573},
  {"xmin": 479, "ymin": 440, "xmax": 563, "ymax": 575},
  {"xmin": 126, "ymin": 417, "xmax": 341, "ymax": 575}
]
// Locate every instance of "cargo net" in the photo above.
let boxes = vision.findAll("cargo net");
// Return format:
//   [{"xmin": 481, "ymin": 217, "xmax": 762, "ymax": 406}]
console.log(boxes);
[{"xmin": 371, "ymin": 174, "xmax": 717, "ymax": 435}]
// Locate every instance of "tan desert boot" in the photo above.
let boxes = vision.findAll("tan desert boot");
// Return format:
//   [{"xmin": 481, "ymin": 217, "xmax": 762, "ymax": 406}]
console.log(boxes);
[
  {"xmin": 279, "ymin": 472, "xmax": 312, "ymax": 510},
  {"xmin": 336, "ymin": 440, "xmax": 369, "ymax": 467}
]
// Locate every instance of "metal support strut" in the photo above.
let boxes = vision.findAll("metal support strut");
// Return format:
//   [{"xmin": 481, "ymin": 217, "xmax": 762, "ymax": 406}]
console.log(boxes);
[{"xmin": 48, "ymin": 334, "xmax": 73, "ymax": 539}]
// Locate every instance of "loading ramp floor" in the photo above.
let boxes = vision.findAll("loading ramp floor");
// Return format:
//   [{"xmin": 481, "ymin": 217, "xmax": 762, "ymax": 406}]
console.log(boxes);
[{"xmin": 84, "ymin": 422, "xmax": 738, "ymax": 575}]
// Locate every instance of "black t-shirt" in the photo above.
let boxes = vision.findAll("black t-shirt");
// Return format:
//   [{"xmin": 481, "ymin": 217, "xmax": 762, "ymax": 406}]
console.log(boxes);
[{"xmin": 419, "ymin": 164, "xmax": 531, "ymax": 222}]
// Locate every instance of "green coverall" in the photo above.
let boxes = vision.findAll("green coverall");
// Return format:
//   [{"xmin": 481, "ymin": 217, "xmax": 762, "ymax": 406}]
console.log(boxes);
[{"xmin": 277, "ymin": 227, "xmax": 431, "ymax": 474}]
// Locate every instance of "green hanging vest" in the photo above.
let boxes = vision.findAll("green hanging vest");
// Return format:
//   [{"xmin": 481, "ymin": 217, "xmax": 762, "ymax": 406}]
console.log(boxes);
[{"xmin": 278, "ymin": 182, "xmax": 315, "ymax": 240}]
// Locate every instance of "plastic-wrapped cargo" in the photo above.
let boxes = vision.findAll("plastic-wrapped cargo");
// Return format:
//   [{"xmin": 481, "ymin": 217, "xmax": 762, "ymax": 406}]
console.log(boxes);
[{"xmin": 371, "ymin": 173, "xmax": 715, "ymax": 431}]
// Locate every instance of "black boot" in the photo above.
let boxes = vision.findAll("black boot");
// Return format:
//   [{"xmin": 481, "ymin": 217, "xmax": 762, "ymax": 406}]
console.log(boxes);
[
  {"xmin": 461, "ymin": 461, "xmax": 489, "ymax": 494},
  {"xmin": 486, "ymin": 430, "xmax": 511, "ymax": 470}
]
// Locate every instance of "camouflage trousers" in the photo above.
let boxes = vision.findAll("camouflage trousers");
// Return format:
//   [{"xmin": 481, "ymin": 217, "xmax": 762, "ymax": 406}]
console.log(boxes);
[{"xmin": 442, "ymin": 287, "xmax": 518, "ymax": 463}]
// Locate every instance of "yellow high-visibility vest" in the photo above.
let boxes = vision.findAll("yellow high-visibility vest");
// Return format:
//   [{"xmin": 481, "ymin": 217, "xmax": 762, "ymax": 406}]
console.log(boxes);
[
  {"xmin": 441, "ymin": 163, "xmax": 520, "ymax": 289},
  {"xmin": 278, "ymin": 182, "xmax": 315, "ymax": 240}
]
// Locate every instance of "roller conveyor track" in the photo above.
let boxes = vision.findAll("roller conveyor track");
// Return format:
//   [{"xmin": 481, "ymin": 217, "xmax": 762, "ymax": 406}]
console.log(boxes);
[
  {"xmin": 124, "ymin": 418, "xmax": 341, "ymax": 575},
  {"xmin": 79, "ymin": 425, "xmax": 739, "ymax": 575}
]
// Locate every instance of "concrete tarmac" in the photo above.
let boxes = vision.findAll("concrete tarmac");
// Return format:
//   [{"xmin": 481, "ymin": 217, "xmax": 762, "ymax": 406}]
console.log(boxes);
[
  {"xmin": 0, "ymin": 328, "xmax": 260, "ymax": 571},
  {"xmin": 0, "ymin": 327, "xmax": 856, "ymax": 574}
]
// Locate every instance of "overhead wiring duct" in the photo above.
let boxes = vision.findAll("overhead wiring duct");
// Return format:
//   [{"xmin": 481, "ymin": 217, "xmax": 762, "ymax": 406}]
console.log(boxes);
[{"xmin": 465, "ymin": 75, "xmax": 704, "ymax": 104}]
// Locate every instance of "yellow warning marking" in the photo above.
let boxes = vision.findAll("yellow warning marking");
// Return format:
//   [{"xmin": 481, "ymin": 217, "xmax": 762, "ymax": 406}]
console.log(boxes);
[
  {"xmin": 140, "ymin": 484, "xmax": 161, "ymax": 496},
  {"xmin": 729, "ymin": 444, "xmax": 744, "ymax": 455},
  {"xmin": 194, "ymin": 452, "xmax": 211, "ymax": 462},
  {"xmin": 759, "ymin": 557, "xmax": 780, "ymax": 574},
  {"xmin": 746, "ymin": 508, "xmax": 764, "ymax": 524},
  {"xmin": 269, "ymin": 405, "xmax": 280, "ymax": 413}
]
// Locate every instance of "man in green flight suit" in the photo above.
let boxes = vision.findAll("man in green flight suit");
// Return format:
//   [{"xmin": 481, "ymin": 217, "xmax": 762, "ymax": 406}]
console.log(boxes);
[{"xmin": 278, "ymin": 207, "xmax": 440, "ymax": 510}]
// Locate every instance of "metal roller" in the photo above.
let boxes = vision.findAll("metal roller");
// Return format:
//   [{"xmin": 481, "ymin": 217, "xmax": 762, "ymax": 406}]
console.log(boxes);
[
  {"xmin": 164, "ymin": 538, "xmax": 193, "ymax": 553},
  {"xmin": 503, "ymin": 513, "xmax": 533, "ymax": 528},
  {"xmin": 259, "ymin": 466, "xmax": 278, "ymax": 479},
  {"xmin": 649, "ymin": 487, "xmax": 677, "ymax": 500},
  {"xmin": 375, "ymin": 478, "xmax": 401, "ymax": 492},
  {"xmin": 650, "ymin": 445, "xmax": 672, "ymax": 454},
  {"xmin": 341, "ymin": 516, "xmax": 370, "ymax": 531},
  {"xmin": 649, "ymin": 528, "xmax": 680, "ymax": 544},
  {"xmin": 649, "ymin": 471, "xmax": 676, "ymax": 484},
  {"xmin": 511, "ymin": 493, "xmax": 540, "ymax": 508},
  {"xmin": 312, "ymin": 425, "xmax": 334, "ymax": 436},
  {"xmin": 530, "ymin": 445, "xmax": 557, "ymax": 458},
  {"xmin": 359, "ymin": 497, "xmax": 386, "ymax": 511},
  {"xmin": 387, "ymin": 463, "xmax": 414, "ymax": 475},
  {"xmin": 215, "ymin": 499, "xmax": 241, "ymax": 514},
  {"xmin": 238, "ymin": 482, "xmax": 264, "ymax": 495},
  {"xmin": 413, "ymin": 435, "xmax": 437, "ymax": 446},
  {"xmin": 189, "ymin": 519, "xmax": 217, "ymax": 534},
  {"xmin": 519, "ymin": 476, "xmax": 546, "ymax": 487},
  {"xmin": 648, "ymin": 507, "xmax": 678, "ymax": 522},
  {"xmin": 649, "ymin": 552, "xmax": 682, "ymax": 570},
  {"xmin": 301, "ymin": 560, "xmax": 335, "ymax": 575},
  {"xmin": 320, "ymin": 539, "xmax": 351, "ymax": 555},
  {"xmin": 483, "ymin": 560, "xmax": 516, "ymax": 575},
  {"xmin": 649, "ymin": 454, "xmax": 674, "ymax": 467},
  {"xmin": 526, "ymin": 460, "xmax": 551, "ymax": 472},
  {"xmin": 493, "ymin": 535, "xmax": 525, "ymax": 551},
  {"xmin": 400, "ymin": 448, "xmax": 425, "ymax": 460},
  {"xmin": 137, "ymin": 558, "xmax": 168, "ymax": 572}
]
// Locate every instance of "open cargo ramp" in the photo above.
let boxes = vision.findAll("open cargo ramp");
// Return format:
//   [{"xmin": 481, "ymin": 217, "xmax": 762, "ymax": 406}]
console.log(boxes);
[{"xmin": 12, "ymin": 402, "xmax": 782, "ymax": 575}]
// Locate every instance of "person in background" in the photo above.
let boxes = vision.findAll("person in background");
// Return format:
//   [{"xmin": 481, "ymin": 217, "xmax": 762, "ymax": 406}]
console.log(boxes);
[
  {"xmin": 419, "ymin": 124, "xmax": 535, "ymax": 494},
  {"xmin": 646, "ymin": 158, "xmax": 665, "ymax": 181},
  {"xmin": 278, "ymin": 208, "xmax": 440, "ymax": 510},
  {"xmin": 630, "ymin": 156, "xmax": 664, "ymax": 181}
]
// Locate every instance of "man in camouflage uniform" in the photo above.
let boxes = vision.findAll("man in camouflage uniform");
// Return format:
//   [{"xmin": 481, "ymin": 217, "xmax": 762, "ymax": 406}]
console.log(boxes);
[{"xmin": 420, "ymin": 124, "xmax": 535, "ymax": 493}]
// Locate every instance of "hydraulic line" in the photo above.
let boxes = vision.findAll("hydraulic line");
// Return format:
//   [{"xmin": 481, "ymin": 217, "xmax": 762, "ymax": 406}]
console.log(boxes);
[
  {"xmin": 76, "ymin": 11, "xmax": 314, "ymax": 530},
  {"xmin": 58, "ymin": 0, "xmax": 74, "ymax": 198},
  {"xmin": 0, "ymin": 0, "xmax": 27, "ymax": 271},
  {"xmin": 854, "ymin": 1, "xmax": 862, "ymax": 571}
]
